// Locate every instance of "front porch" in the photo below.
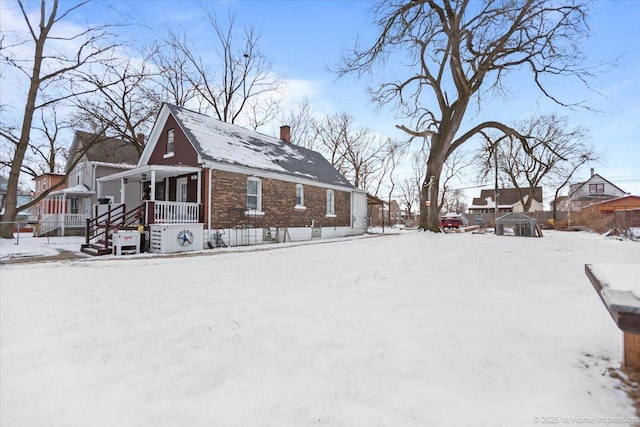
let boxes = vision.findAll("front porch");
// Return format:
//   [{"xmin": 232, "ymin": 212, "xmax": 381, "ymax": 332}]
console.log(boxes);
[
  {"xmin": 82, "ymin": 165, "xmax": 204, "ymax": 256},
  {"xmin": 35, "ymin": 184, "xmax": 95, "ymax": 237}
]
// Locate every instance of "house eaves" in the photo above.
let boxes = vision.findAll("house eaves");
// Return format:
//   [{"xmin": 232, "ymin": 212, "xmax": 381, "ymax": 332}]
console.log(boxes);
[{"xmin": 165, "ymin": 104, "xmax": 354, "ymax": 190}]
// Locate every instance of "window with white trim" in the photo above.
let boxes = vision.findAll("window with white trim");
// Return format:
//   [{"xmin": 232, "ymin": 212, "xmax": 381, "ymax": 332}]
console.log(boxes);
[
  {"xmin": 167, "ymin": 129, "xmax": 175, "ymax": 154},
  {"xmin": 295, "ymin": 184, "xmax": 304, "ymax": 207},
  {"xmin": 247, "ymin": 177, "xmax": 262, "ymax": 211},
  {"xmin": 326, "ymin": 189, "xmax": 335, "ymax": 216},
  {"xmin": 589, "ymin": 183, "xmax": 604, "ymax": 194}
]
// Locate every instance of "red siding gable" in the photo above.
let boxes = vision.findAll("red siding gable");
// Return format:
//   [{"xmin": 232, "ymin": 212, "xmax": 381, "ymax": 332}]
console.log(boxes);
[{"xmin": 148, "ymin": 114, "xmax": 199, "ymax": 167}]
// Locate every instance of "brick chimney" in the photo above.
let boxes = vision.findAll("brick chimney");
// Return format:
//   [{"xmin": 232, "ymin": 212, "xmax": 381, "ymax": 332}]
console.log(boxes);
[
  {"xmin": 280, "ymin": 125, "xmax": 291, "ymax": 143},
  {"xmin": 136, "ymin": 133, "xmax": 145, "ymax": 144},
  {"xmin": 590, "ymin": 167, "xmax": 595, "ymax": 177}
]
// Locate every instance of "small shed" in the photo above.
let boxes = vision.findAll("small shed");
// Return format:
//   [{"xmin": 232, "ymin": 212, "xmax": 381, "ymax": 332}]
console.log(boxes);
[{"xmin": 495, "ymin": 212, "xmax": 542, "ymax": 237}]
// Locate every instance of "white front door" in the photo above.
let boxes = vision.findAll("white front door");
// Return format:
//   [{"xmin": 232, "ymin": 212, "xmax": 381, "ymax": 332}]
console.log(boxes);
[{"xmin": 177, "ymin": 177, "xmax": 188, "ymax": 202}]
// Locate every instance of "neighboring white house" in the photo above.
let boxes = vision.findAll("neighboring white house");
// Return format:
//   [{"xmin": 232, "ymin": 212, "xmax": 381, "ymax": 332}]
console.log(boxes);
[
  {"xmin": 36, "ymin": 131, "xmax": 141, "ymax": 236},
  {"xmin": 554, "ymin": 168, "xmax": 627, "ymax": 212}
]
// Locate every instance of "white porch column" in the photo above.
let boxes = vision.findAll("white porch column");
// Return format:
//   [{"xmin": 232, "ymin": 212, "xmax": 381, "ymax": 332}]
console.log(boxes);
[
  {"xmin": 197, "ymin": 170, "xmax": 202, "ymax": 204},
  {"xmin": 120, "ymin": 178, "xmax": 126, "ymax": 204},
  {"xmin": 150, "ymin": 170, "xmax": 156, "ymax": 201},
  {"xmin": 61, "ymin": 193, "xmax": 67, "ymax": 237},
  {"xmin": 97, "ymin": 180, "xmax": 103, "ymax": 199}
]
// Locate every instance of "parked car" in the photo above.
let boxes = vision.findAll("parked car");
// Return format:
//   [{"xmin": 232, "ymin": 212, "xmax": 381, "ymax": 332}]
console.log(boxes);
[{"xmin": 440, "ymin": 214, "xmax": 466, "ymax": 229}]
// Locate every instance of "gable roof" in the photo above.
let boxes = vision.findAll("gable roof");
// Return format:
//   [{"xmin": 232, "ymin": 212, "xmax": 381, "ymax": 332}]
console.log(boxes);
[
  {"xmin": 471, "ymin": 187, "xmax": 543, "ymax": 207},
  {"xmin": 569, "ymin": 173, "xmax": 626, "ymax": 197},
  {"xmin": 66, "ymin": 131, "xmax": 140, "ymax": 172},
  {"xmin": 142, "ymin": 104, "xmax": 354, "ymax": 189}
]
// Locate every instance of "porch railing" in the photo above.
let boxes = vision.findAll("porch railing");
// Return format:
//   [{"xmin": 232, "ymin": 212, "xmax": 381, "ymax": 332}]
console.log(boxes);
[
  {"xmin": 146, "ymin": 201, "xmax": 200, "ymax": 224},
  {"xmin": 37, "ymin": 213, "xmax": 89, "ymax": 236}
]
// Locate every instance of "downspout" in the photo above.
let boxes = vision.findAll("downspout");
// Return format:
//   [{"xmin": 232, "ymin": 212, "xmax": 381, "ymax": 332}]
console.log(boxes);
[
  {"xmin": 208, "ymin": 168, "xmax": 213, "ymax": 232},
  {"xmin": 350, "ymin": 191, "xmax": 353, "ymax": 229},
  {"xmin": 61, "ymin": 193, "xmax": 66, "ymax": 237},
  {"xmin": 92, "ymin": 163, "xmax": 97, "ymax": 192}
]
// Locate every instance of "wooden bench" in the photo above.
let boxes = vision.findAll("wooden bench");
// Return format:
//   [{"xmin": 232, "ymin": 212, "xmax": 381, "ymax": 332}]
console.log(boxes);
[{"xmin": 586, "ymin": 263, "xmax": 640, "ymax": 370}]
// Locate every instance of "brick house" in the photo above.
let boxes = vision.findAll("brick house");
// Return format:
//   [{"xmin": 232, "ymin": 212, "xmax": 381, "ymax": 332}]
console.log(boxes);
[
  {"xmin": 368, "ymin": 199, "xmax": 407, "ymax": 227},
  {"xmin": 32, "ymin": 172, "xmax": 66, "ymax": 225},
  {"xmin": 93, "ymin": 103, "xmax": 367, "ymax": 253}
]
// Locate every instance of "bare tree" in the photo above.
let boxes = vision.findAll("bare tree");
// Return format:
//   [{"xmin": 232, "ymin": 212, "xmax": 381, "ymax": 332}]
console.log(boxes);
[
  {"xmin": 163, "ymin": 10, "xmax": 283, "ymax": 129},
  {"xmin": 280, "ymin": 97, "xmax": 318, "ymax": 149},
  {"xmin": 73, "ymin": 57, "xmax": 162, "ymax": 155},
  {"xmin": 397, "ymin": 149, "xmax": 427, "ymax": 218},
  {"xmin": 0, "ymin": 0, "xmax": 120, "ymax": 238},
  {"xmin": 437, "ymin": 150, "xmax": 473, "ymax": 213},
  {"xmin": 313, "ymin": 112, "xmax": 394, "ymax": 193},
  {"xmin": 339, "ymin": 0, "xmax": 593, "ymax": 231},
  {"xmin": 150, "ymin": 40, "xmax": 200, "ymax": 107},
  {"xmin": 25, "ymin": 105, "xmax": 73, "ymax": 176},
  {"xmin": 4, "ymin": 126, "xmax": 115, "ymax": 222},
  {"xmin": 478, "ymin": 114, "xmax": 592, "ymax": 212},
  {"xmin": 381, "ymin": 140, "xmax": 406, "ymax": 225}
]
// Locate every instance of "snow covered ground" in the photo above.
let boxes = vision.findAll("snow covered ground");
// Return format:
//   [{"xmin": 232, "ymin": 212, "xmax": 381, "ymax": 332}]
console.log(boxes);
[
  {"xmin": 1, "ymin": 230, "xmax": 639, "ymax": 426},
  {"xmin": 0, "ymin": 233, "xmax": 86, "ymax": 260}
]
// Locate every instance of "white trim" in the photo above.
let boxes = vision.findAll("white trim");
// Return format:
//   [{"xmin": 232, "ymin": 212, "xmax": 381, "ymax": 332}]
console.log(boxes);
[
  {"xmin": 138, "ymin": 105, "xmax": 171, "ymax": 166},
  {"xmin": 97, "ymin": 165, "xmax": 201, "ymax": 182},
  {"xmin": 177, "ymin": 177, "xmax": 188, "ymax": 202},
  {"xmin": 326, "ymin": 189, "xmax": 335, "ymax": 216},
  {"xmin": 163, "ymin": 152, "xmax": 175, "ymax": 159},
  {"xmin": 203, "ymin": 159, "xmax": 356, "ymax": 193},
  {"xmin": 138, "ymin": 104, "xmax": 206, "ymax": 169},
  {"xmin": 295, "ymin": 205, "xmax": 307, "ymax": 210},
  {"xmin": 296, "ymin": 183, "xmax": 304, "ymax": 207},
  {"xmin": 325, "ymin": 214, "xmax": 337, "ymax": 218},
  {"xmin": 205, "ymin": 161, "xmax": 364, "ymax": 192},
  {"xmin": 166, "ymin": 128, "xmax": 175, "ymax": 154},
  {"xmin": 247, "ymin": 177, "xmax": 262, "ymax": 212},
  {"xmin": 244, "ymin": 210, "xmax": 265, "ymax": 216}
]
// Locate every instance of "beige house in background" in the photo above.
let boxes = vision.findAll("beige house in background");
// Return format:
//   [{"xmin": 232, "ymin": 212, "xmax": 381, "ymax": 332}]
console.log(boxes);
[{"xmin": 468, "ymin": 187, "xmax": 543, "ymax": 214}]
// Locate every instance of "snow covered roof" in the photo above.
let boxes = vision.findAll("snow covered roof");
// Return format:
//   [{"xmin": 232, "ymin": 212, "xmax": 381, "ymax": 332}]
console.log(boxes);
[
  {"xmin": 165, "ymin": 104, "xmax": 353, "ymax": 188},
  {"xmin": 66, "ymin": 131, "xmax": 140, "ymax": 172},
  {"xmin": 91, "ymin": 161, "xmax": 138, "ymax": 170},
  {"xmin": 471, "ymin": 187, "xmax": 542, "ymax": 209},
  {"xmin": 48, "ymin": 184, "xmax": 94, "ymax": 197}
]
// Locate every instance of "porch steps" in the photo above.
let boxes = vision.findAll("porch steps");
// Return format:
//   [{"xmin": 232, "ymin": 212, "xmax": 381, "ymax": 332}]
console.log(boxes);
[
  {"xmin": 80, "ymin": 243, "xmax": 112, "ymax": 256},
  {"xmin": 82, "ymin": 204, "xmax": 144, "ymax": 256}
]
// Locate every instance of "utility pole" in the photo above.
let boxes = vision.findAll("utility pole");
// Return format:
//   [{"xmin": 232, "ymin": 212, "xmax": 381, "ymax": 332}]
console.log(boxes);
[{"xmin": 494, "ymin": 142, "xmax": 499, "ymax": 229}]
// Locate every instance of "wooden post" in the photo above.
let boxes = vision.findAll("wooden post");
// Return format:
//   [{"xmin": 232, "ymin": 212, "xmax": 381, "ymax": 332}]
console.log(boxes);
[{"xmin": 624, "ymin": 332, "xmax": 640, "ymax": 370}]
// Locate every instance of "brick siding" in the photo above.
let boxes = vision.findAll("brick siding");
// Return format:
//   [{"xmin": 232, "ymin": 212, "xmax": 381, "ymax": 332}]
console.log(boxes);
[{"xmin": 209, "ymin": 170, "xmax": 351, "ymax": 229}]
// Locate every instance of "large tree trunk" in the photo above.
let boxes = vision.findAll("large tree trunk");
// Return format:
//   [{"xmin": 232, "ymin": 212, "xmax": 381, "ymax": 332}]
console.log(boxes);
[
  {"xmin": 419, "ymin": 155, "xmax": 445, "ymax": 232},
  {"xmin": 0, "ymin": 36, "xmax": 45, "ymax": 239},
  {"xmin": 0, "ymin": 1, "xmax": 52, "ymax": 239}
]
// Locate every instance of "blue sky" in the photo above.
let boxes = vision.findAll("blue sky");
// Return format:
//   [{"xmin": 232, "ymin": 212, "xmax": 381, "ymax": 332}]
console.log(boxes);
[{"xmin": 3, "ymin": 0, "xmax": 639, "ymax": 200}]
